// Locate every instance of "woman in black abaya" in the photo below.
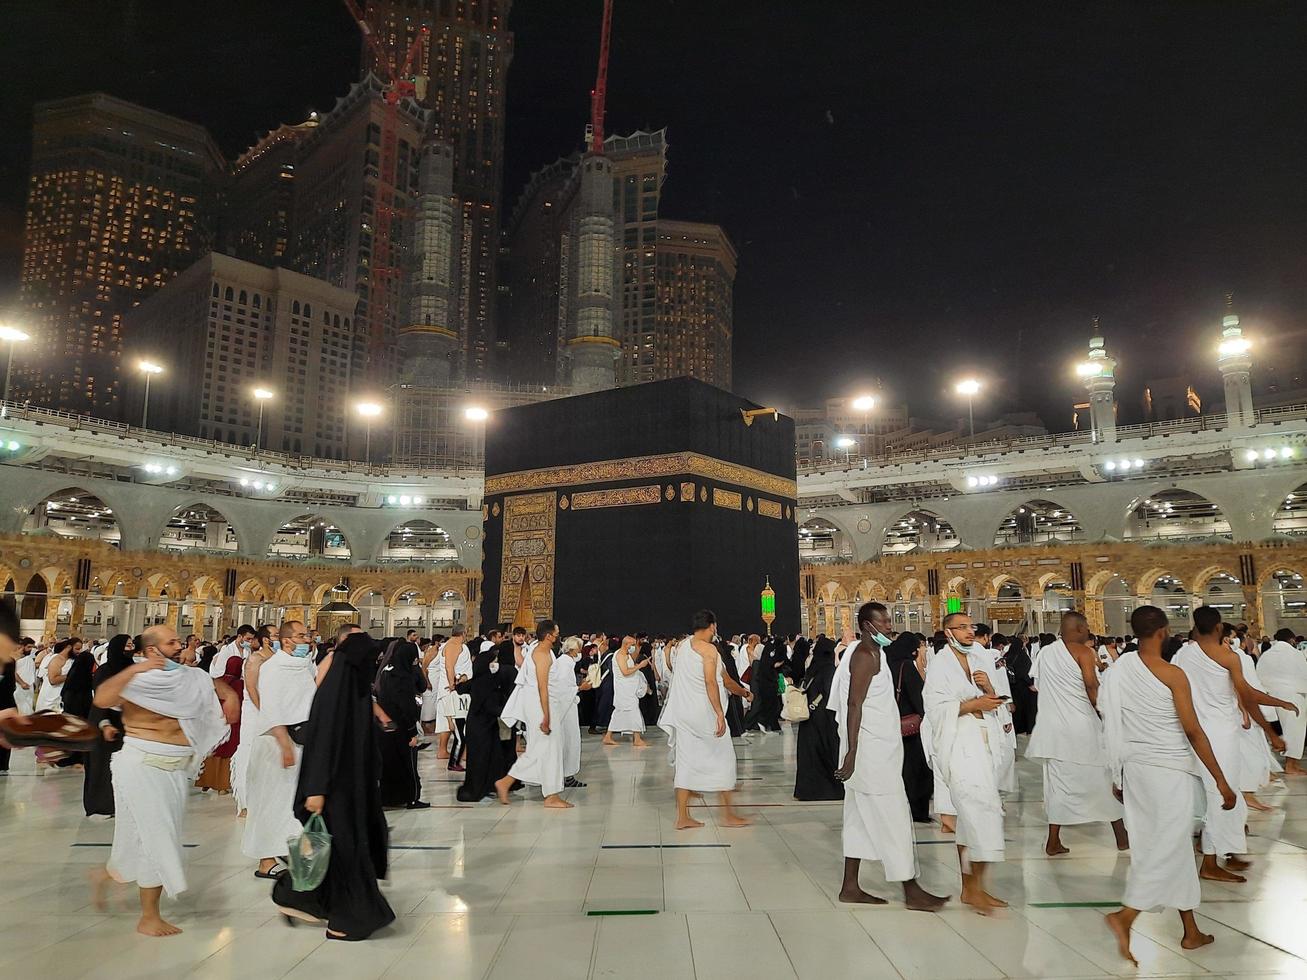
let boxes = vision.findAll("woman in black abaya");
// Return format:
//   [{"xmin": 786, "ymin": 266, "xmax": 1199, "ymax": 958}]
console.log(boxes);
[
  {"xmin": 1004, "ymin": 635, "xmax": 1037, "ymax": 735},
  {"xmin": 273, "ymin": 632, "xmax": 395, "ymax": 941},
  {"xmin": 741, "ymin": 636, "xmax": 784, "ymax": 732},
  {"xmin": 637, "ymin": 638, "xmax": 660, "ymax": 725},
  {"xmin": 456, "ymin": 640, "xmax": 511, "ymax": 802},
  {"xmin": 375, "ymin": 640, "xmax": 426, "ymax": 809},
  {"xmin": 887, "ymin": 632, "xmax": 933, "ymax": 823},
  {"xmin": 83, "ymin": 634, "xmax": 133, "ymax": 816},
  {"xmin": 793, "ymin": 637, "xmax": 843, "ymax": 801}
]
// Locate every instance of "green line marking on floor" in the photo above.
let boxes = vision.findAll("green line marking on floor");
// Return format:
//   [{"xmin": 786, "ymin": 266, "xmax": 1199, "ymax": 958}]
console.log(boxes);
[
  {"xmin": 586, "ymin": 910, "xmax": 660, "ymax": 917},
  {"xmin": 1028, "ymin": 901, "xmax": 1119, "ymax": 908}
]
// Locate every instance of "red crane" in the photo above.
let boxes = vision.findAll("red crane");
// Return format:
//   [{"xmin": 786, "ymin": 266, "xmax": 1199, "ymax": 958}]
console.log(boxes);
[
  {"xmin": 341, "ymin": 1, "xmax": 429, "ymax": 370},
  {"xmin": 587, "ymin": 0, "xmax": 615, "ymax": 154}
]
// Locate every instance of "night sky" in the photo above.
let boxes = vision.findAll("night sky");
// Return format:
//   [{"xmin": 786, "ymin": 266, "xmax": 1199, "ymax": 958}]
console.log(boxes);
[{"xmin": 3, "ymin": 1, "xmax": 1306, "ymax": 429}]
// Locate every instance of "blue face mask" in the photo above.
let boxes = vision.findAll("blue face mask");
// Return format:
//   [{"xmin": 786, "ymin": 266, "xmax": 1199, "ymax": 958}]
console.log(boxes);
[
  {"xmin": 870, "ymin": 630, "xmax": 893, "ymax": 648},
  {"xmin": 161, "ymin": 657, "xmax": 182, "ymax": 671},
  {"xmin": 292, "ymin": 643, "xmax": 313, "ymax": 658}
]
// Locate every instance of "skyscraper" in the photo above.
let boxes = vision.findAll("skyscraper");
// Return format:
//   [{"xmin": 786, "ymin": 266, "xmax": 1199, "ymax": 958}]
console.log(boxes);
[
  {"xmin": 225, "ymin": 119, "xmax": 317, "ymax": 267},
  {"xmin": 17, "ymin": 93, "xmax": 224, "ymax": 416},
  {"xmin": 286, "ymin": 77, "xmax": 428, "ymax": 388},
  {"xmin": 361, "ymin": 0, "xmax": 514, "ymax": 380},
  {"xmin": 607, "ymin": 130, "xmax": 668, "ymax": 385},
  {"xmin": 651, "ymin": 221, "xmax": 736, "ymax": 390},
  {"xmin": 125, "ymin": 252, "xmax": 360, "ymax": 458}
]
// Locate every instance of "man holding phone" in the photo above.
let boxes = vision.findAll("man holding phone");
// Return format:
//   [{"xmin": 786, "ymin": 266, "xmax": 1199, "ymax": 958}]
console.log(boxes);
[{"xmin": 1026, "ymin": 611, "xmax": 1128, "ymax": 855}]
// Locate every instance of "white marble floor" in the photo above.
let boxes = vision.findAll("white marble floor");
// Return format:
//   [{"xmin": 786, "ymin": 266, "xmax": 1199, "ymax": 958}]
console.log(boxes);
[{"xmin": 2, "ymin": 729, "xmax": 1306, "ymax": 979}]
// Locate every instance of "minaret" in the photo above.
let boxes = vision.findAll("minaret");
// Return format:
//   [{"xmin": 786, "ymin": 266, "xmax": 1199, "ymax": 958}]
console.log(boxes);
[
  {"xmin": 1217, "ymin": 293, "xmax": 1255, "ymax": 428},
  {"xmin": 1078, "ymin": 320, "xmax": 1117, "ymax": 443},
  {"xmin": 398, "ymin": 141, "xmax": 459, "ymax": 385},
  {"xmin": 567, "ymin": 0, "xmax": 618, "ymax": 394}
]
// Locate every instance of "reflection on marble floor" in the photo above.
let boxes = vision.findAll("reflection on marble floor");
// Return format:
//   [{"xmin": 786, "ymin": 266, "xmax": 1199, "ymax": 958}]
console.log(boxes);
[{"xmin": 2, "ymin": 730, "xmax": 1305, "ymax": 979}]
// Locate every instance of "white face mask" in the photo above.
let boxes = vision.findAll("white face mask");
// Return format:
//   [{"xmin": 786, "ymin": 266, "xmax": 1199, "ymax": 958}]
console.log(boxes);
[
  {"xmin": 627, "ymin": 644, "xmax": 637, "ymax": 655},
  {"xmin": 946, "ymin": 629, "xmax": 981, "ymax": 654}
]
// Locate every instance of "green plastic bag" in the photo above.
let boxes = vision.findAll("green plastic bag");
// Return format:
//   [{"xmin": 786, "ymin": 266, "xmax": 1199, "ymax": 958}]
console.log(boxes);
[{"xmin": 287, "ymin": 813, "xmax": 332, "ymax": 892}]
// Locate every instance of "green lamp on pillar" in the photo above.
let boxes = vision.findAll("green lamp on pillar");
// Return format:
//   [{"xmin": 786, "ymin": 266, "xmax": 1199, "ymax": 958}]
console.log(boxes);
[{"xmin": 761, "ymin": 576, "xmax": 777, "ymax": 637}]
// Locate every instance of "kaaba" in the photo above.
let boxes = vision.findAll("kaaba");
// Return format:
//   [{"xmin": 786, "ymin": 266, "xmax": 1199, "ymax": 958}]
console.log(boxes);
[{"xmin": 479, "ymin": 377, "xmax": 800, "ymax": 638}]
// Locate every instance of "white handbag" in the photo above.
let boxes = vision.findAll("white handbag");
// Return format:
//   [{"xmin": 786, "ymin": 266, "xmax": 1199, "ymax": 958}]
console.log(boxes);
[
  {"xmin": 781, "ymin": 684, "xmax": 810, "ymax": 722},
  {"xmin": 439, "ymin": 690, "xmax": 470, "ymax": 719}
]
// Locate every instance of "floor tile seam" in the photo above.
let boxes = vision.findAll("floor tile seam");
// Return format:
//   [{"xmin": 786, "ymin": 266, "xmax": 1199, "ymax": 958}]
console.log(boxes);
[
  {"xmin": 840, "ymin": 909, "xmax": 909, "ymax": 980},
  {"xmin": 1191, "ymin": 907, "xmax": 1307, "ymax": 963},
  {"xmin": 472, "ymin": 911, "xmax": 517, "ymax": 980},
  {"xmin": 760, "ymin": 807, "xmax": 838, "ymax": 906}
]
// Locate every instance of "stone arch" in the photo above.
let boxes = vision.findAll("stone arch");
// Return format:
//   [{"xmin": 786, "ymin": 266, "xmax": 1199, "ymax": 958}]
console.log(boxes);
[
  {"xmin": 349, "ymin": 582, "xmax": 386, "ymax": 608},
  {"xmin": 388, "ymin": 584, "xmax": 429, "ymax": 607},
  {"xmin": 235, "ymin": 577, "xmax": 270, "ymax": 603},
  {"xmin": 144, "ymin": 572, "xmax": 183, "ymax": 600},
  {"xmin": 24, "ymin": 486, "xmax": 122, "ymax": 546},
  {"xmin": 882, "ymin": 508, "xmax": 960, "ymax": 555},
  {"xmin": 895, "ymin": 577, "xmax": 925, "ymax": 601},
  {"xmin": 375, "ymin": 519, "xmax": 457, "ymax": 563},
  {"xmin": 857, "ymin": 579, "xmax": 889, "ymax": 602},
  {"xmin": 159, "ymin": 501, "xmax": 244, "ymax": 553},
  {"xmin": 799, "ymin": 516, "xmax": 853, "ymax": 562},
  {"xmin": 267, "ymin": 515, "xmax": 353, "ymax": 561},
  {"xmin": 1256, "ymin": 562, "xmax": 1307, "ymax": 593},
  {"xmin": 1190, "ymin": 564, "xmax": 1242, "ymax": 595},
  {"xmin": 273, "ymin": 581, "xmax": 308, "ymax": 605},
  {"xmin": 944, "ymin": 575, "xmax": 973, "ymax": 597},
  {"xmin": 992, "ymin": 498, "xmax": 1084, "ymax": 546},
  {"xmin": 188, "ymin": 575, "xmax": 225, "ymax": 602},
  {"xmin": 1259, "ymin": 566, "xmax": 1307, "ymax": 635},
  {"xmin": 1273, "ymin": 482, "xmax": 1307, "ymax": 537},
  {"xmin": 19, "ymin": 571, "xmax": 49, "ymax": 620},
  {"xmin": 988, "ymin": 573, "xmax": 1027, "ymax": 600},
  {"xmin": 1124, "ymin": 487, "xmax": 1231, "ymax": 542},
  {"xmin": 1134, "ymin": 566, "xmax": 1183, "ymax": 598}
]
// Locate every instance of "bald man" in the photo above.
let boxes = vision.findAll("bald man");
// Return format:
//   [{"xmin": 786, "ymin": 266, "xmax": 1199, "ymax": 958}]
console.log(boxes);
[
  {"xmin": 91, "ymin": 625, "xmax": 237, "ymax": 936},
  {"xmin": 1026, "ymin": 611, "xmax": 1128, "ymax": 855}
]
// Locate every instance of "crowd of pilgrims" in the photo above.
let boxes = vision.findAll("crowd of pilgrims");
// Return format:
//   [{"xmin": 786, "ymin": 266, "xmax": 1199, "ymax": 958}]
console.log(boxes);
[{"xmin": 2, "ymin": 601, "xmax": 1307, "ymax": 962}]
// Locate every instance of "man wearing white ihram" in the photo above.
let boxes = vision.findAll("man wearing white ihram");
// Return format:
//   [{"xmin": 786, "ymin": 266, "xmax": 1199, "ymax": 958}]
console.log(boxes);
[
  {"xmin": 658, "ymin": 609, "xmax": 749, "ymax": 830},
  {"xmin": 90, "ymin": 625, "xmax": 234, "ymax": 937},
  {"xmin": 922, "ymin": 611, "xmax": 1012, "ymax": 912},
  {"xmin": 604, "ymin": 634, "xmax": 650, "ymax": 747},
  {"xmin": 496, "ymin": 620, "xmax": 573, "ymax": 808},
  {"xmin": 1100, "ymin": 605, "xmax": 1235, "ymax": 965},
  {"xmin": 1257, "ymin": 628, "xmax": 1307, "ymax": 776},
  {"xmin": 832, "ymin": 601, "xmax": 947, "ymax": 911},
  {"xmin": 242, "ymin": 620, "xmax": 317, "ymax": 879},
  {"xmin": 1174, "ymin": 606, "xmax": 1295, "ymax": 883},
  {"xmin": 1025, "ymin": 611, "xmax": 1128, "ymax": 855}
]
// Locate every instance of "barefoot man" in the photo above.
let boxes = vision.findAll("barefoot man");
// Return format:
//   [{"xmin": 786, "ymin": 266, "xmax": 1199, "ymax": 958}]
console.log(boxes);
[
  {"xmin": 495, "ymin": 620, "xmax": 573, "ymax": 809},
  {"xmin": 833, "ymin": 601, "xmax": 948, "ymax": 911},
  {"xmin": 1257, "ymin": 629, "xmax": 1307, "ymax": 776},
  {"xmin": 1100, "ymin": 606, "xmax": 1235, "ymax": 964},
  {"xmin": 923, "ymin": 612, "xmax": 1011, "ymax": 912},
  {"xmin": 658, "ymin": 609, "xmax": 750, "ymax": 830},
  {"xmin": 91, "ymin": 625, "xmax": 237, "ymax": 936},
  {"xmin": 1026, "ymin": 612, "xmax": 1129, "ymax": 855},
  {"xmin": 1174, "ymin": 607, "xmax": 1296, "ymax": 883}
]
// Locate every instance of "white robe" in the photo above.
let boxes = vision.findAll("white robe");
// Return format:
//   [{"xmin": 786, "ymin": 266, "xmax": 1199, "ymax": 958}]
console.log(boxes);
[
  {"xmin": 435, "ymin": 644, "xmax": 473, "ymax": 729},
  {"xmin": 1236, "ymin": 652, "xmax": 1277, "ymax": 789},
  {"xmin": 240, "ymin": 652, "xmax": 315, "ymax": 859},
  {"xmin": 505, "ymin": 649, "xmax": 569, "ymax": 798},
  {"xmin": 658, "ymin": 638, "xmax": 737, "ymax": 792},
  {"xmin": 1026, "ymin": 640, "xmax": 1123, "ymax": 826},
  {"xmin": 553, "ymin": 655, "xmax": 582, "ymax": 779},
  {"xmin": 977, "ymin": 643, "xmax": 1018, "ymax": 793},
  {"xmin": 208, "ymin": 640, "xmax": 244, "ymax": 679},
  {"xmin": 1100, "ymin": 652, "xmax": 1202, "ymax": 913},
  {"xmin": 14, "ymin": 654, "xmax": 35, "ymax": 715},
  {"xmin": 107, "ymin": 668, "xmax": 228, "ymax": 897},
  {"xmin": 922, "ymin": 648, "xmax": 1007, "ymax": 862},
  {"xmin": 1174, "ymin": 642, "xmax": 1246, "ymax": 856},
  {"xmin": 420, "ymin": 651, "xmax": 442, "ymax": 723},
  {"xmin": 609, "ymin": 649, "xmax": 647, "ymax": 733},
  {"xmin": 829, "ymin": 641, "xmax": 917, "ymax": 881},
  {"xmin": 1257, "ymin": 641, "xmax": 1307, "ymax": 759},
  {"xmin": 34, "ymin": 653, "xmax": 69, "ymax": 712}
]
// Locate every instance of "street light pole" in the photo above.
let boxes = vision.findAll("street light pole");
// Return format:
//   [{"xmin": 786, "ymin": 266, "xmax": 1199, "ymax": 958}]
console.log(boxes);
[
  {"xmin": 0, "ymin": 326, "xmax": 32, "ymax": 405},
  {"xmin": 954, "ymin": 379, "xmax": 981, "ymax": 442},
  {"xmin": 355, "ymin": 401, "xmax": 384, "ymax": 464},
  {"xmin": 252, "ymin": 387, "xmax": 274, "ymax": 453},
  {"xmin": 137, "ymin": 360, "xmax": 163, "ymax": 429}
]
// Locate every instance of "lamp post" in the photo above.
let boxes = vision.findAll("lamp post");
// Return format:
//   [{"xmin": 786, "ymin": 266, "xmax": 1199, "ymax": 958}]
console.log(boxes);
[
  {"xmin": 852, "ymin": 394, "xmax": 875, "ymax": 456},
  {"xmin": 355, "ymin": 400, "xmax": 383, "ymax": 462},
  {"xmin": 835, "ymin": 436, "xmax": 856, "ymax": 465},
  {"xmin": 252, "ymin": 387, "xmax": 274, "ymax": 452},
  {"xmin": 464, "ymin": 405, "xmax": 489, "ymax": 469},
  {"xmin": 954, "ymin": 378, "xmax": 981, "ymax": 440},
  {"xmin": 0, "ymin": 325, "xmax": 31, "ymax": 406},
  {"xmin": 137, "ymin": 360, "xmax": 163, "ymax": 429}
]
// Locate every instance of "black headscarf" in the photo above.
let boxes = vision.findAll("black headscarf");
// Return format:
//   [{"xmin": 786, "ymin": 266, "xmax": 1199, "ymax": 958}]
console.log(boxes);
[
  {"xmin": 884, "ymin": 632, "xmax": 919, "ymax": 668},
  {"xmin": 93, "ymin": 634, "xmax": 135, "ymax": 689},
  {"xmin": 375, "ymin": 640, "xmax": 421, "ymax": 729},
  {"xmin": 801, "ymin": 636, "xmax": 838, "ymax": 706}
]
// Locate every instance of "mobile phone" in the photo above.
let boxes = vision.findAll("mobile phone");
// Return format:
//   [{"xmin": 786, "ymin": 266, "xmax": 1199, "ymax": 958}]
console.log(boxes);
[{"xmin": 995, "ymin": 695, "xmax": 1010, "ymax": 701}]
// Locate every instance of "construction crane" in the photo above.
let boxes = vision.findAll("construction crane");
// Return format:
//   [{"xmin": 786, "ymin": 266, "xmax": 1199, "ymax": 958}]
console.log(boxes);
[
  {"xmin": 586, "ymin": 0, "xmax": 614, "ymax": 154},
  {"xmin": 341, "ymin": 1, "xmax": 429, "ymax": 371}
]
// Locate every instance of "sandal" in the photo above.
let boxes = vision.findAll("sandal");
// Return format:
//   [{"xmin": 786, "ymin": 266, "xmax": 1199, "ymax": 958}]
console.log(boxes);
[{"xmin": 255, "ymin": 861, "xmax": 289, "ymax": 879}]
